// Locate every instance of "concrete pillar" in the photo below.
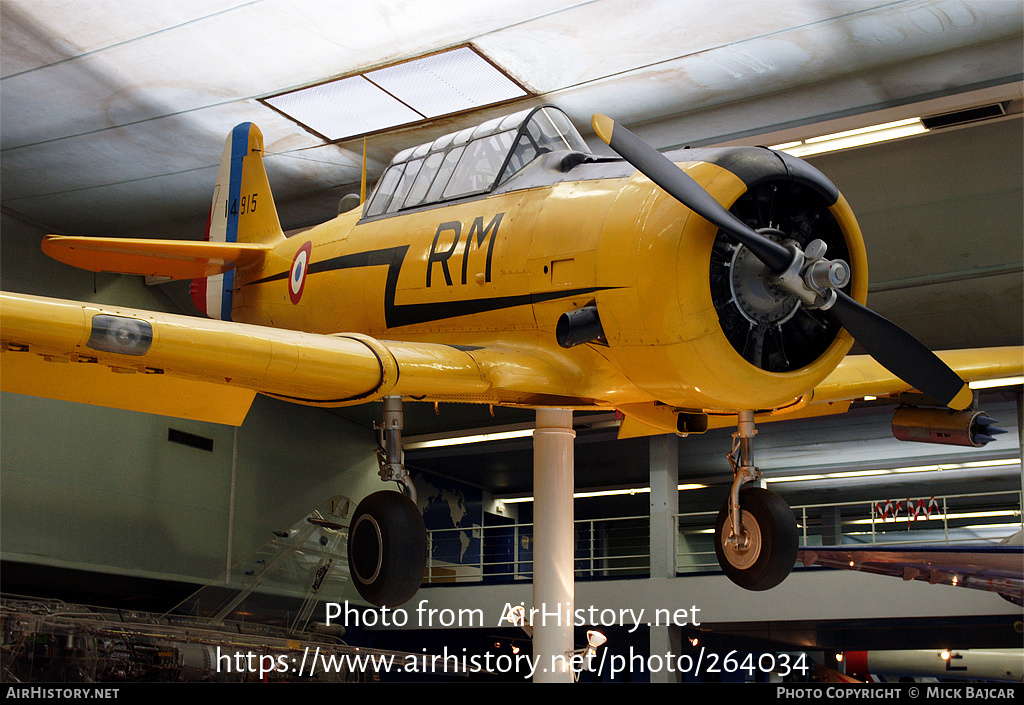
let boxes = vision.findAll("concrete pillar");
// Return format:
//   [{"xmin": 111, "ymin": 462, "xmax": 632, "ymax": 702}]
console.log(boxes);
[
  {"xmin": 1017, "ymin": 392, "xmax": 1023, "ymax": 521},
  {"xmin": 649, "ymin": 434, "xmax": 679, "ymax": 683},
  {"xmin": 821, "ymin": 505, "xmax": 843, "ymax": 546},
  {"xmin": 649, "ymin": 434, "xmax": 679, "ymax": 577},
  {"xmin": 532, "ymin": 408, "xmax": 575, "ymax": 682},
  {"xmin": 650, "ymin": 623, "xmax": 683, "ymax": 683}
]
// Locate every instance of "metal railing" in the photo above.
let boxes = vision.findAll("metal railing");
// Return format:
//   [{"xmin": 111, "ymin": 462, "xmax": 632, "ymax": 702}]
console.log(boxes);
[
  {"xmin": 677, "ymin": 489, "xmax": 1023, "ymax": 575},
  {"xmin": 422, "ymin": 490, "xmax": 1022, "ymax": 586},
  {"xmin": 424, "ymin": 515, "xmax": 651, "ymax": 585}
]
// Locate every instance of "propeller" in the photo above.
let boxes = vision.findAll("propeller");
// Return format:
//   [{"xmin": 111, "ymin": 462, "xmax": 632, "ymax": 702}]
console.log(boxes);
[{"xmin": 591, "ymin": 114, "xmax": 973, "ymax": 411}]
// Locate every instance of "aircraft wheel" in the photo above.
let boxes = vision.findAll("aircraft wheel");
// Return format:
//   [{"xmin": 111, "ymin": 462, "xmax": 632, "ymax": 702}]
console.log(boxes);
[
  {"xmin": 714, "ymin": 487, "xmax": 798, "ymax": 591},
  {"xmin": 348, "ymin": 490, "xmax": 427, "ymax": 606}
]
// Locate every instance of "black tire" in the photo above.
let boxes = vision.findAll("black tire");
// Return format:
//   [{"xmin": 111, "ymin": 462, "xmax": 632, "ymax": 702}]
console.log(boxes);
[
  {"xmin": 347, "ymin": 490, "xmax": 427, "ymax": 607},
  {"xmin": 713, "ymin": 487, "xmax": 798, "ymax": 591}
]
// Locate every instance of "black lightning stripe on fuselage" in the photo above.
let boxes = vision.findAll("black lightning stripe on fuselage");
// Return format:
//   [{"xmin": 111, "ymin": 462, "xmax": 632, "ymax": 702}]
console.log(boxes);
[{"xmin": 246, "ymin": 245, "xmax": 612, "ymax": 329}]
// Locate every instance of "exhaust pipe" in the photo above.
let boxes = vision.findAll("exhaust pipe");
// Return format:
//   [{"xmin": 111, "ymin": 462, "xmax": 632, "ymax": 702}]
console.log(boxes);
[{"xmin": 556, "ymin": 305, "xmax": 606, "ymax": 348}]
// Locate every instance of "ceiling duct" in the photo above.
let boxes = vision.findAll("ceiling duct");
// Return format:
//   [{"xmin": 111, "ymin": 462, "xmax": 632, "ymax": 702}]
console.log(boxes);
[{"xmin": 921, "ymin": 103, "xmax": 1008, "ymax": 130}]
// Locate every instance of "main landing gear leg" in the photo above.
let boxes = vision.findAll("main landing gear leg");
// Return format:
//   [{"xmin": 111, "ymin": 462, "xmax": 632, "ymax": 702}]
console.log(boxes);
[
  {"xmin": 347, "ymin": 396, "xmax": 428, "ymax": 607},
  {"xmin": 376, "ymin": 396, "xmax": 417, "ymax": 503},
  {"xmin": 713, "ymin": 411, "xmax": 798, "ymax": 591}
]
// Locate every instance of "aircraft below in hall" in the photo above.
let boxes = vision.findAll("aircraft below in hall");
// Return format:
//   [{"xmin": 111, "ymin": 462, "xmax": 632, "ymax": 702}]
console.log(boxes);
[
  {"xmin": 799, "ymin": 530, "xmax": 1024, "ymax": 606},
  {"xmin": 2, "ymin": 105, "xmax": 1020, "ymax": 606}
]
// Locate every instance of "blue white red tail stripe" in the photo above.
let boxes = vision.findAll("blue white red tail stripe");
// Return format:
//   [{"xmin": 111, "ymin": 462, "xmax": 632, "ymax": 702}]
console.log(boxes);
[
  {"xmin": 218, "ymin": 123, "xmax": 250, "ymax": 321},
  {"xmin": 194, "ymin": 123, "xmax": 253, "ymax": 321},
  {"xmin": 190, "ymin": 122, "xmax": 284, "ymax": 320}
]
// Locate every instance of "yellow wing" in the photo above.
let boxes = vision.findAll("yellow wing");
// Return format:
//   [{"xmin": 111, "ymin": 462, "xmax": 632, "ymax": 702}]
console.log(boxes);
[
  {"xmin": 615, "ymin": 348, "xmax": 1022, "ymax": 438},
  {"xmin": 0, "ymin": 292, "xmax": 586, "ymax": 426},
  {"xmin": 812, "ymin": 348, "xmax": 1023, "ymax": 405},
  {"xmin": 3, "ymin": 291, "xmax": 1020, "ymax": 430}
]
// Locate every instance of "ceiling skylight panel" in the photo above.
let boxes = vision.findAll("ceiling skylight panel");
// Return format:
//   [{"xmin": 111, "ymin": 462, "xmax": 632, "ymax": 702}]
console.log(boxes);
[
  {"xmin": 263, "ymin": 46, "xmax": 527, "ymax": 141},
  {"xmin": 264, "ymin": 75, "xmax": 421, "ymax": 141},
  {"xmin": 366, "ymin": 46, "xmax": 526, "ymax": 118}
]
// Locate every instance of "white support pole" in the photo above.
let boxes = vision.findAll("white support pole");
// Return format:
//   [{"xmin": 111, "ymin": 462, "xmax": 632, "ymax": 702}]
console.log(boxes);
[
  {"xmin": 649, "ymin": 434, "xmax": 679, "ymax": 578},
  {"xmin": 1017, "ymin": 392, "xmax": 1023, "ymax": 528},
  {"xmin": 532, "ymin": 408, "xmax": 575, "ymax": 683},
  {"xmin": 649, "ymin": 434, "xmax": 681, "ymax": 684}
]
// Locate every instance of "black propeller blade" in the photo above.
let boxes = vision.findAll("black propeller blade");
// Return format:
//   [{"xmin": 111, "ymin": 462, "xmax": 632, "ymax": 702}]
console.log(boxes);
[
  {"xmin": 829, "ymin": 291, "xmax": 972, "ymax": 409},
  {"xmin": 592, "ymin": 114, "xmax": 793, "ymax": 273},
  {"xmin": 592, "ymin": 113, "xmax": 973, "ymax": 411}
]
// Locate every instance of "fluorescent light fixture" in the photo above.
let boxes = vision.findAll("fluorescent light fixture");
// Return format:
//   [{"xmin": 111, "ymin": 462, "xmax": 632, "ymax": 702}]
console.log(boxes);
[
  {"xmin": 500, "ymin": 460, "xmax": 1020, "ymax": 502},
  {"xmin": 845, "ymin": 522, "xmax": 1023, "ymax": 537},
  {"xmin": 405, "ymin": 412, "xmax": 621, "ymax": 450},
  {"xmin": 499, "ymin": 483, "xmax": 706, "ymax": 504},
  {"xmin": 767, "ymin": 458, "xmax": 1020, "ymax": 484},
  {"xmin": 960, "ymin": 458, "xmax": 1020, "ymax": 468},
  {"xmin": 969, "ymin": 376, "xmax": 1024, "ymax": 389},
  {"xmin": 405, "ymin": 428, "xmax": 534, "ymax": 450},
  {"xmin": 499, "ymin": 496, "xmax": 535, "ymax": 504},
  {"xmin": 767, "ymin": 473, "xmax": 825, "ymax": 484},
  {"xmin": 770, "ymin": 117, "xmax": 927, "ymax": 157},
  {"xmin": 824, "ymin": 469, "xmax": 890, "ymax": 479},
  {"xmin": 264, "ymin": 46, "xmax": 527, "ymax": 141},
  {"xmin": 574, "ymin": 487, "xmax": 650, "ymax": 499}
]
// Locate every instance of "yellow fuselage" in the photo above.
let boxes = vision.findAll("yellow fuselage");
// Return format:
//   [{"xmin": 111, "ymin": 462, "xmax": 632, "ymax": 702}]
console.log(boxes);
[{"xmin": 230, "ymin": 158, "xmax": 868, "ymax": 416}]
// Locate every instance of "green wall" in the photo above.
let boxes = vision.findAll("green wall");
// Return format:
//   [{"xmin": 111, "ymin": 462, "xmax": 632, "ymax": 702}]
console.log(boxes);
[
  {"xmin": 1, "ymin": 213, "xmax": 385, "ymax": 602},
  {"xmin": 1, "ymin": 391, "xmax": 382, "ymax": 592}
]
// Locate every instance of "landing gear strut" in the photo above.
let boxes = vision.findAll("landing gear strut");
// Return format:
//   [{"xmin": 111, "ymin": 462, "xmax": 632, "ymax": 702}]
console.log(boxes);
[
  {"xmin": 713, "ymin": 411, "xmax": 798, "ymax": 590},
  {"xmin": 347, "ymin": 396, "xmax": 428, "ymax": 607}
]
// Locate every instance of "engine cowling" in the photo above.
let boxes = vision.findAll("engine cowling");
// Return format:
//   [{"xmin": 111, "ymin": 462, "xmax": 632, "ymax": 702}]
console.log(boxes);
[{"xmin": 596, "ymin": 147, "xmax": 868, "ymax": 414}]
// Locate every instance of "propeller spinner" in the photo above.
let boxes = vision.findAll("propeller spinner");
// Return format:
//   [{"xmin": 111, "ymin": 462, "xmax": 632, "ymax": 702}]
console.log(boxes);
[{"xmin": 592, "ymin": 114, "xmax": 973, "ymax": 411}]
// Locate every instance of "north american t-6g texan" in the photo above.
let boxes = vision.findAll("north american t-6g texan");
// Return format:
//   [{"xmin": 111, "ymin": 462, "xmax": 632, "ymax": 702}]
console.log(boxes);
[{"xmin": 2, "ymin": 105, "xmax": 1020, "ymax": 607}]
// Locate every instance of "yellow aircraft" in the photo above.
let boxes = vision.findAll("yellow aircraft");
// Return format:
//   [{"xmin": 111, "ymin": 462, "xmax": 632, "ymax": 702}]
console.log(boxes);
[{"xmin": 2, "ymin": 105, "xmax": 1020, "ymax": 606}]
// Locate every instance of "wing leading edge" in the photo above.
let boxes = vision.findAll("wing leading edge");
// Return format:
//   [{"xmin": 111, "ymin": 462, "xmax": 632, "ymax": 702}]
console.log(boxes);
[
  {"xmin": 4, "ymin": 291, "xmax": 1020, "ymax": 429},
  {"xmin": 614, "ymin": 346, "xmax": 1022, "ymax": 438},
  {"xmin": 812, "ymin": 349, "xmax": 1024, "ymax": 405},
  {"xmin": 0, "ymin": 292, "xmax": 591, "ymax": 425}
]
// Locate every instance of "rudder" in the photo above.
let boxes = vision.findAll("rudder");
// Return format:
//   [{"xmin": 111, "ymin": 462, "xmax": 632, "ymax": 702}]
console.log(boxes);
[{"xmin": 193, "ymin": 122, "xmax": 284, "ymax": 320}]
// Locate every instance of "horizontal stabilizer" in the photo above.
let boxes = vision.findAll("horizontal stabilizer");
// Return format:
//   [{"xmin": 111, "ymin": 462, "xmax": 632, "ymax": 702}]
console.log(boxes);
[{"xmin": 42, "ymin": 235, "xmax": 272, "ymax": 280}]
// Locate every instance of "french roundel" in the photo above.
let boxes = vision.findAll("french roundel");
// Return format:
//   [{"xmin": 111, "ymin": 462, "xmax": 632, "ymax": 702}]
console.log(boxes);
[{"xmin": 289, "ymin": 241, "xmax": 312, "ymax": 305}]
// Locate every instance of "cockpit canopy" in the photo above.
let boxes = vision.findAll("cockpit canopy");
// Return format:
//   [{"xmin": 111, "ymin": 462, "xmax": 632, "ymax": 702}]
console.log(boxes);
[{"xmin": 363, "ymin": 105, "xmax": 589, "ymax": 218}]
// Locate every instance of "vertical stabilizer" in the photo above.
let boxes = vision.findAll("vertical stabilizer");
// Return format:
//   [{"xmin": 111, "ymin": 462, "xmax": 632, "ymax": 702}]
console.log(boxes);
[{"xmin": 192, "ymin": 122, "xmax": 284, "ymax": 320}]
